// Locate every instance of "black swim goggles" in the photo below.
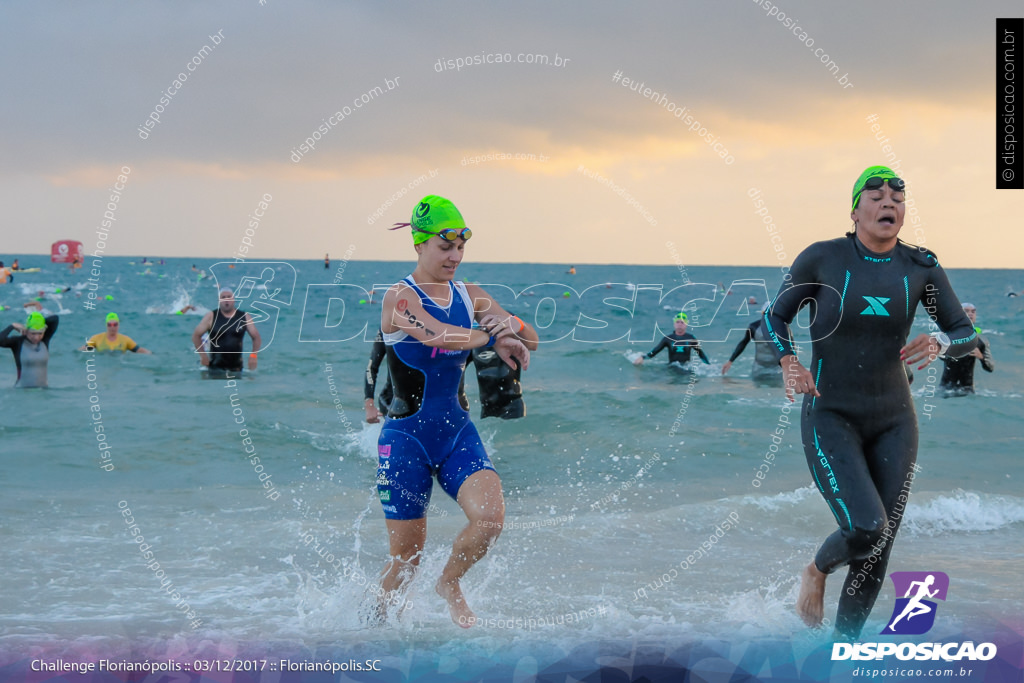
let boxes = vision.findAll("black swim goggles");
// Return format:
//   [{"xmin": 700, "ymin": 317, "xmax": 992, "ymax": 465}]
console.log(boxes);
[
  {"xmin": 853, "ymin": 176, "xmax": 906, "ymax": 209},
  {"xmin": 862, "ymin": 176, "xmax": 905, "ymax": 193}
]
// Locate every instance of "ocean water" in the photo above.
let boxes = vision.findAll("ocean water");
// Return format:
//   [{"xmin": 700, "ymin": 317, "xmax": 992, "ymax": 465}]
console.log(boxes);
[{"xmin": 1, "ymin": 257, "xmax": 1022, "ymax": 677}]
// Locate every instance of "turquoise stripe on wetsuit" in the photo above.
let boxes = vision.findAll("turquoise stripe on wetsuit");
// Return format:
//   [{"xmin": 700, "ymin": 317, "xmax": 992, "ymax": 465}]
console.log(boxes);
[
  {"xmin": 762, "ymin": 235, "xmax": 977, "ymax": 638},
  {"xmin": 376, "ymin": 278, "xmax": 494, "ymax": 520}
]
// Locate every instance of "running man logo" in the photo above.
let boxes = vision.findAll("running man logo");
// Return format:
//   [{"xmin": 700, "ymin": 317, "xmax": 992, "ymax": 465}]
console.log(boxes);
[
  {"xmin": 208, "ymin": 261, "xmax": 297, "ymax": 352},
  {"xmin": 881, "ymin": 571, "xmax": 949, "ymax": 635},
  {"xmin": 860, "ymin": 296, "xmax": 891, "ymax": 316}
]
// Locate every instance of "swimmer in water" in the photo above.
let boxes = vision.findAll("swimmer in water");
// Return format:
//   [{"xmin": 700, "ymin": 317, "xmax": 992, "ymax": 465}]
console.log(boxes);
[
  {"xmin": 376, "ymin": 195, "xmax": 535, "ymax": 627},
  {"xmin": 0, "ymin": 311, "xmax": 59, "ymax": 387},
  {"xmin": 939, "ymin": 303, "xmax": 993, "ymax": 395},
  {"xmin": 722, "ymin": 303, "xmax": 785, "ymax": 385},
  {"xmin": 762, "ymin": 166, "xmax": 978, "ymax": 639},
  {"xmin": 633, "ymin": 312, "xmax": 710, "ymax": 368},
  {"xmin": 79, "ymin": 313, "xmax": 152, "ymax": 353},
  {"xmin": 191, "ymin": 288, "xmax": 261, "ymax": 376}
]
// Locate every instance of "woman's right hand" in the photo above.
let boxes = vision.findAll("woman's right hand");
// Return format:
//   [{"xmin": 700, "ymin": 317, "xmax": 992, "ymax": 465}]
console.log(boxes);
[
  {"xmin": 365, "ymin": 398, "xmax": 382, "ymax": 424},
  {"xmin": 781, "ymin": 355, "xmax": 819, "ymax": 403},
  {"xmin": 494, "ymin": 335, "xmax": 530, "ymax": 371}
]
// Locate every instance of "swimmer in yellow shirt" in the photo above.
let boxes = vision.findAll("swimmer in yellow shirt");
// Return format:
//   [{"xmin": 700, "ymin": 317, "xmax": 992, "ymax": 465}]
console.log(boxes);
[{"xmin": 79, "ymin": 313, "xmax": 152, "ymax": 353}]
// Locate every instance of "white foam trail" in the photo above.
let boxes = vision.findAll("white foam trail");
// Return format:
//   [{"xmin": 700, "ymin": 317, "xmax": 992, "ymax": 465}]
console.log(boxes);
[{"xmin": 903, "ymin": 490, "xmax": 1024, "ymax": 535}]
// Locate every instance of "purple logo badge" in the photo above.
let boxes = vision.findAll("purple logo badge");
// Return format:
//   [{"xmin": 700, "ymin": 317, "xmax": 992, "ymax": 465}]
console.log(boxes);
[
  {"xmin": 881, "ymin": 571, "xmax": 949, "ymax": 635},
  {"xmin": 378, "ymin": 444, "xmax": 391, "ymax": 459}
]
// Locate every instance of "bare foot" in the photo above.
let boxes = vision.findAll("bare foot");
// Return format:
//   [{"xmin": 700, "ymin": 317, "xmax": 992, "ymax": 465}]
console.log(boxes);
[
  {"xmin": 796, "ymin": 562, "xmax": 827, "ymax": 627},
  {"xmin": 436, "ymin": 577, "xmax": 475, "ymax": 628}
]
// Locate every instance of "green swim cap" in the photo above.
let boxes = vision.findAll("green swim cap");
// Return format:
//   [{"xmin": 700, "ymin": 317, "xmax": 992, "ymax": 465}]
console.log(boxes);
[
  {"xmin": 409, "ymin": 195, "xmax": 467, "ymax": 245},
  {"xmin": 25, "ymin": 311, "xmax": 46, "ymax": 330},
  {"xmin": 852, "ymin": 165, "xmax": 899, "ymax": 211},
  {"xmin": 106, "ymin": 312, "xmax": 119, "ymax": 323},
  {"xmin": 674, "ymin": 312, "xmax": 688, "ymax": 321}
]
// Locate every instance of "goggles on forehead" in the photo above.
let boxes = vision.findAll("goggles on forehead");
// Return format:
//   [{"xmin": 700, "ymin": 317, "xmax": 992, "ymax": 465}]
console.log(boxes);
[
  {"xmin": 414, "ymin": 227, "xmax": 472, "ymax": 242},
  {"xmin": 853, "ymin": 176, "xmax": 906, "ymax": 209}
]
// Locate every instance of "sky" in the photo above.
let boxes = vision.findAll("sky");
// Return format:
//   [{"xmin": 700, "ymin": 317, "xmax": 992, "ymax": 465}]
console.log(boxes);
[{"xmin": 1, "ymin": 1, "xmax": 1021, "ymax": 267}]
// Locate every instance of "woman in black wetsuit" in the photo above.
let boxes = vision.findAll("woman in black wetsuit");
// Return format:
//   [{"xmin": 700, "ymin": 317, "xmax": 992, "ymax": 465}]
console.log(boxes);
[{"xmin": 761, "ymin": 166, "xmax": 978, "ymax": 638}]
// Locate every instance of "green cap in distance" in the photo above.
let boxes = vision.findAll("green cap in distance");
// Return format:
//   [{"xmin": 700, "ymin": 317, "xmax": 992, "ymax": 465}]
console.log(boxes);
[{"xmin": 25, "ymin": 311, "xmax": 46, "ymax": 330}]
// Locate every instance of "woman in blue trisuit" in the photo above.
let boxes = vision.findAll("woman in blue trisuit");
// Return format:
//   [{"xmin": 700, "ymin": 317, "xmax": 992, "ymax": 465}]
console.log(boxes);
[{"xmin": 376, "ymin": 195, "xmax": 536, "ymax": 627}]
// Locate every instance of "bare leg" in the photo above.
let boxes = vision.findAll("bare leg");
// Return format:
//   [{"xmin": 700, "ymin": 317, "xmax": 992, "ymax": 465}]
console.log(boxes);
[
  {"xmin": 378, "ymin": 518, "xmax": 426, "ymax": 619},
  {"xmin": 796, "ymin": 561, "xmax": 827, "ymax": 627},
  {"xmin": 436, "ymin": 470, "xmax": 504, "ymax": 628}
]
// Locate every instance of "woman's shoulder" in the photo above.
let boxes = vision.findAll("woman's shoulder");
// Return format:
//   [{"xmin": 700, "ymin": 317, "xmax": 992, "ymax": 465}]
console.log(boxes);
[
  {"xmin": 895, "ymin": 240, "xmax": 940, "ymax": 268},
  {"xmin": 791, "ymin": 236, "xmax": 848, "ymax": 267}
]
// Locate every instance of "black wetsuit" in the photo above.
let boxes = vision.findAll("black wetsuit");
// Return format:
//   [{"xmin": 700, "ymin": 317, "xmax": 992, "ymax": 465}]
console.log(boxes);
[
  {"xmin": 940, "ymin": 334, "xmax": 994, "ymax": 395},
  {"xmin": 729, "ymin": 319, "xmax": 785, "ymax": 384},
  {"xmin": 365, "ymin": 330, "xmax": 395, "ymax": 415},
  {"xmin": 208, "ymin": 309, "xmax": 249, "ymax": 372},
  {"xmin": 0, "ymin": 315, "xmax": 59, "ymax": 387},
  {"xmin": 645, "ymin": 333, "xmax": 709, "ymax": 366},
  {"xmin": 468, "ymin": 347, "xmax": 525, "ymax": 419},
  {"xmin": 762, "ymin": 235, "xmax": 978, "ymax": 638}
]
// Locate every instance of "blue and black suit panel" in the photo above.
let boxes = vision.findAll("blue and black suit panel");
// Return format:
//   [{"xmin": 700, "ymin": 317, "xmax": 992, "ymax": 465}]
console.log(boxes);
[{"xmin": 376, "ymin": 278, "xmax": 494, "ymax": 520}]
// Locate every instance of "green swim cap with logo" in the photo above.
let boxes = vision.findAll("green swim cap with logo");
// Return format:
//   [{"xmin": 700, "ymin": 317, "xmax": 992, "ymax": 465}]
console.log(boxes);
[
  {"xmin": 674, "ymin": 312, "xmax": 688, "ymax": 322},
  {"xmin": 106, "ymin": 312, "xmax": 119, "ymax": 324},
  {"xmin": 25, "ymin": 311, "xmax": 46, "ymax": 330},
  {"xmin": 409, "ymin": 195, "xmax": 467, "ymax": 245},
  {"xmin": 851, "ymin": 165, "xmax": 900, "ymax": 211}
]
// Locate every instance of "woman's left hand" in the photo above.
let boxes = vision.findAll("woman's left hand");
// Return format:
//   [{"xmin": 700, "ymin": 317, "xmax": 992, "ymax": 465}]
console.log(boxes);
[
  {"xmin": 901, "ymin": 333, "xmax": 940, "ymax": 370},
  {"xmin": 479, "ymin": 314, "xmax": 517, "ymax": 340}
]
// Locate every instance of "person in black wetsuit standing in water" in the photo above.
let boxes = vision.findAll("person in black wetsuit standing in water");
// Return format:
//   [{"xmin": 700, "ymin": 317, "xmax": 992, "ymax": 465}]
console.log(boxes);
[
  {"xmin": 940, "ymin": 303, "xmax": 994, "ymax": 396},
  {"xmin": 191, "ymin": 288, "xmax": 261, "ymax": 377},
  {"xmin": 633, "ymin": 312, "xmax": 710, "ymax": 368},
  {"xmin": 762, "ymin": 166, "xmax": 979, "ymax": 639},
  {"xmin": 722, "ymin": 303, "xmax": 786, "ymax": 386}
]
